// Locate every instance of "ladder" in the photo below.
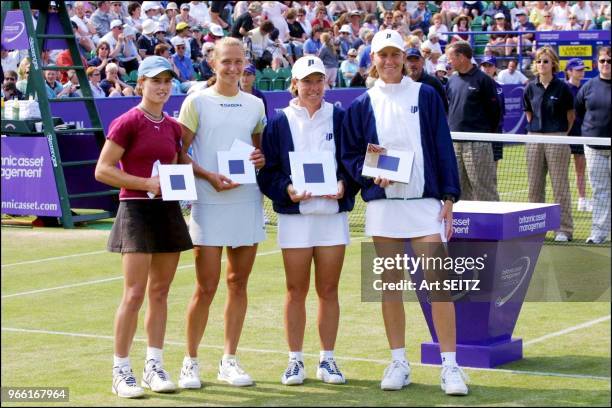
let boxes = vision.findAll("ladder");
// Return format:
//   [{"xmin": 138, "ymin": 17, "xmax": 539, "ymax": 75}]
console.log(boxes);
[{"xmin": 1, "ymin": 1, "xmax": 118, "ymax": 228}]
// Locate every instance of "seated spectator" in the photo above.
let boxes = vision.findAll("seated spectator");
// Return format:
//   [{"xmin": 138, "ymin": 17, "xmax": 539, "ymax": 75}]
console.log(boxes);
[
  {"xmin": 125, "ymin": 2, "xmax": 144, "ymax": 33},
  {"xmin": 380, "ymin": 10, "xmax": 394, "ymax": 30},
  {"xmin": 153, "ymin": 43, "xmax": 184, "ymax": 94},
  {"xmin": 296, "ymin": 8, "xmax": 313, "ymax": 38},
  {"xmin": 422, "ymin": 32, "xmax": 443, "ymax": 55},
  {"xmin": 231, "ymin": 1, "xmax": 261, "ymax": 39},
  {"xmin": 510, "ymin": 1, "xmax": 529, "ymax": 26},
  {"xmin": 109, "ymin": 1, "xmax": 128, "ymax": 23},
  {"xmin": 486, "ymin": 13, "xmax": 511, "ymax": 56},
  {"xmin": 337, "ymin": 25, "xmax": 352, "ymax": 60},
  {"xmin": 190, "ymin": 26, "xmax": 205, "ymax": 62},
  {"xmin": 176, "ymin": 3, "xmax": 197, "ymax": 27},
  {"xmin": 117, "ymin": 26, "xmax": 141, "ymax": 74},
  {"xmin": 189, "ymin": 1, "xmax": 212, "ymax": 27},
  {"xmin": 72, "ymin": 1, "xmax": 100, "ymax": 47},
  {"xmin": 16, "ymin": 58, "xmax": 30, "ymax": 94},
  {"xmin": 463, "ymin": 1, "xmax": 484, "ymax": 18},
  {"xmin": 428, "ymin": 13, "xmax": 449, "ymax": 43},
  {"xmin": 62, "ymin": 70, "xmax": 83, "ymax": 98},
  {"xmin": 141, "ymin": 1, "xmax": 161, "ymax": 22},
  {"xmin": 55, "ymin": 47, "xmax": 88, "ymax": 84},
  {"xmin": 451, "ymin": 14, "xmax": 471, "ymax": 43},
  {"xmin": 357, "ymin": 30, "xmax": 374, "ymax": 75},
  {"xmin": 529, "ymin": 1, "xmax": 548, "ymax": 28},
  {"xmin": 100, "ymin": 19, "xmax": 125, "ymax": 59},
  {"xmin": 90, "ymin": 1, "xmax": 113, "ymax": 38},
  {"xmin": 483, "ymin": 0, "xmax": 510, "ymax": 25},
  {"xmin": 171, "ymin": 37, "xmax": 196, "ymax": 92},
  {"xmin": 248, "ymin": 21, "xmax": 276, "ymax": 70},
  {"xmin": 209, "ymin": 0, "xmax": 230, "ymax": 30},
  {"xmin": 411, "ymin": 1, "xmax": 432, "ymax": 32},
  {"xmin": 347, "ymin": 10, "xmax": 364, "ymax": 43},
  {"xmin": 506, "ymin": 9, "xmax": 535, "ymax": 57},
  {"xmin": 497, "ymin": 59, "xmax": 528, "ymax": 85},
  {"xmin": 551, "ymin": 0, "xmax": 571, "ymax": 28},
  {"xmin": 137, "ymin": 19, "xmax": 159, "ymax": 58},
  {"xmin": 310, "ymin": 6, "xmax": 332, "ymax": 32},
  {"xmin": 44, "ymin": 70, "xmax": 72, "ymax": 99},
  {"xmin": 537, "ymin": 11, "xmax": 556, "ymax": 31},
  {"xmin": 239, "ymin": 63, "xmax": 267, "ymax": 115},
  {"xmin": 434, "ymin": 62, "xmax": 448, "ymax": 86},
  {"xmin": 562, "ymin": 14, "xmax": 582, "ymax": 30},
  {"xmin": 100, "ymin": 62, "xmax": 134, "ymax": 96},
  {"xmin": 197, "ymin": 43, "xmax": 215, "ymax": 81},
  {"xmin": 86, "ymin": 67, "xmax": 106, "ymax": 98},
  {"xmin": 203, "ymin": 23, "xmax": 225, "ymax": 44},
  {"xmin": 440, "ymin": 1, "xmax": 463, "ymax": 28},
  {"xmin": 349, "ymin": 70, "xmax": 367, "ymax": 87},
  {"xmin": 154, "ymin": 26, "xmax": 173, "ymax": 51},
  {"xmin": 2, "ymin": 71, "xmax": 23, "ymax": 100},
  {"xmin": 158, "ymin": 2, "xmax": 178, "ymax": 34},
  {"xmin": 87, "ymin": 42, "xmax": 123, "ymax": 81},
  {"xmin": 173, "ymin": 22, "xmax": 194, "ymax": 57},
  {"xmin": 339, "ymin": 47, "xmax": 359, "ymax": 86},
  {"xmin": 303, "ymin": 27, "xmax": 323, "ymax": 56},
  {"xmin": 285, "ymin": 9, "xmax": 307, "ymax": 61},
  {"xmin": 263, "ymin": 0, "xmax": 290, "ymax": 41}
]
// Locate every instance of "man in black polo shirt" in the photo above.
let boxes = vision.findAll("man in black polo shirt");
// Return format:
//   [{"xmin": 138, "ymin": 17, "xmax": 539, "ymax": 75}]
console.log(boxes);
[
  {"xmin": 231, "ymin": 2, "xmax": 261, "ymax": 39},
  {"xmin": 446, "ymin": 41, "xmax": 501, "ymax": 201},
  {"xmin": 405, "ymin": 47, "xmax": 448, "ymax": 114}
]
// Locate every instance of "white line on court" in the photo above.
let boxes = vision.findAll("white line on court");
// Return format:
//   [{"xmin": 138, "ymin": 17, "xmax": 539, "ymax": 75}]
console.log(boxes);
[
  {"xmin": 2, "ymin": 326, "xmax": 609, "ymax": 382},
  {"xmin": 1, "ymin": 237, "xmax": 369, "ymax": 299},
  {"xmin": 523, "ymin": 315, "xmax": 611, "ymax": 347},
  {"xmin": 1, "ymin": 250, "xmax": 107, "ymax": 268}
]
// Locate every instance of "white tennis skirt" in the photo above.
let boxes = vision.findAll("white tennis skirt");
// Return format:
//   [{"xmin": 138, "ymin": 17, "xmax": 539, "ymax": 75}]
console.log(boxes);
[
  {"xmin": 189, "ymin": 200, "xmax": 266, "ymax": 247},
  {"xmin": 278, "ymin": 212, "xmax": 350, "ymax": 248},
  {"xmin": 365, "ymin": 198, "xmax": 446, "ymax": 240}
]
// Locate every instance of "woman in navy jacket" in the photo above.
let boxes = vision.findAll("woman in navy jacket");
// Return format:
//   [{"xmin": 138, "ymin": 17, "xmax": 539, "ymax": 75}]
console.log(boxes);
[
  {"xmin": 257, "ymin": 56, "xmax": 355, "ymax": 387},
  {"xmin": 341, "ymin": 30, "xmax": 467, "ymax": 395}
]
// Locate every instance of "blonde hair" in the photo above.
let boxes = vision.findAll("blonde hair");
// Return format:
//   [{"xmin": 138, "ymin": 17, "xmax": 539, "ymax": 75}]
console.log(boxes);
[
  {"xmin": 320, "ymin": 32, "xmax": 336, "ymax": 55},
  {"xmin": 211, "ymin": 37, "xmax": 244, "ymax": 61},
  {"xmin": 531, "ymin": 46, "xmax": 560, "ymax": 75},
  {"xmin": 105, "ymin": 62, "xmax": 119, "ymax": 74}
]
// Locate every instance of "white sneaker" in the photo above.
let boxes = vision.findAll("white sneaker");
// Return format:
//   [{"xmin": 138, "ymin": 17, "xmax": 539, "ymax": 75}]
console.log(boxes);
[
  {"xmin": 440, "ymin": 365, "xmax": 469, "ymax": 396},
  {"xmin": 380, "ymin": 360, "xmax": 411, "ymax": 391},
  {"xmin": 316, "ymin": 358, "xmax": 346, "ymax": 384},
  {"xmin": 178, "ymin": 357, "xmax": 202, "ymax": 389},
  {"xmin": 281, "ymin": 359, "xmax": 305, "ymax": 385},
  {"xmin": 554, "ymin": 232, "xmax": 570, "ymax": 242},
  {"xmin": 142, "ymin": 359, "xmax": 176, "ymax": 393},
  {"xmin": 112, "ymin": 365, "xmax": 145, "ymax": 398},
  {"xmin": 217, "ymin": 358, "xmax": 253, "ymax": 386},
  {"xmin": 586, "ymin": 236, "xmax": 606, "ymax": 244}
]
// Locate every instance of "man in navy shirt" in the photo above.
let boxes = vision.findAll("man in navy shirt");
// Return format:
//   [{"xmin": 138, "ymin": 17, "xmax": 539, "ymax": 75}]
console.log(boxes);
[
  {"xmin": 446, "ymin": 41, "xmax": 501, "ymax": 201},
  {"xmin": 405, "ymin": 48, "xmax": 448, "ymax": 114}
]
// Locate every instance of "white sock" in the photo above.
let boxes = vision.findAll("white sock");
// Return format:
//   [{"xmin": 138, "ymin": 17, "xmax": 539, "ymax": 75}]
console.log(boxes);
[
  {"xmin": 113, "ymin": 355, "xmax": 130, "ymax": 369},
  {"xmin": 183, "ymin": 355, "xmax": 198, "ymax": 365},
  {"xmin": 222, "ymin": 354, "xmax": 235, "ymax": 363},
  {"xmin": 390, "ymin": 348, "xmax": 407, "ymax": 363},
  {"xmin": 289, "ymin": 351, "xmax": 303, "ymax": 362},
  {"xmin": 146, "ymin": 346, "xmax": 163, "ymax": 364},
  {"xmin": 441, "ymin": 352, "xmax": 457, "ymax": 367},
  {"xmin": 320, "ymin": 350, "xmax": 334, "ymax": 362}
]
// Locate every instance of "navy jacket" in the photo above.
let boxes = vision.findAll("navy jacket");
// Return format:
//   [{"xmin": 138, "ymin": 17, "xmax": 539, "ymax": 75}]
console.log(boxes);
[
  {"xmin": 257, "ymin": 106, "xmax": 357, "ymax": 214},
  {"xmin": 341, "ymin": 83, "xmax": 461, "ymax": 202}
]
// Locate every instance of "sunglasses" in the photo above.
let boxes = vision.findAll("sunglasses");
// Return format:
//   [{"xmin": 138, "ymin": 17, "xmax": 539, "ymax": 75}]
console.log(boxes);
[
  {"xmin": 599, "ymin": 58, "xmax": 612, "ymax": 64},
  {"xmin": 536, "ymin": 59, "xmax": 550, "ymax": 64},
  {"xmin": 5, "ymin": 77, "xmax": 16, "ymax": 81},
  {"xmin": 176, "ymin": 45, "xmax": 185, "ymax": 49}
]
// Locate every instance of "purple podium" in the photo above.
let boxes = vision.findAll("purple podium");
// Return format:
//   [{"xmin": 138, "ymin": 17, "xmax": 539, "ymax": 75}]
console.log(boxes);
[{"xmin": 417, "ymin": 201, "xmax": 560, "ymax": 368}]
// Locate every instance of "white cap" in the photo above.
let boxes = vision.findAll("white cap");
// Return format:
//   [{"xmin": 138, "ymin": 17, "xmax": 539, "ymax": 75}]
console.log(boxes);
[
  {"xmin": 435, "ymin": 63, "xmax": 447, "ymax": 72},
  {"xmin": 339, "ymin": 24, "xmax": 351, "ymax": 34},
  {"xmin": 427, "ymin": 32, "xmax": 439, "ymax": 40},
  {"xmin": 209, "ymin": 23, "xmax": 224, "ymax": 37},
  {"xmin": 292, "ymin": 56, "xmax": 326, "ymax": 79},
  {"xmin": 141, "ymin": 1, "xmax": 158, "ymax": 12},
  {"xmin": 494, "ymin": 12, "xmax": 505, "ymax": 19},
  {"xmin": 166, "ymin": 2, "xmax": 178, "ymax": 10},
  {"xmin": 110, "ymin": 19, "xmax": 123, "ymax": 29},
  {"xmin": 371, "ymin": 29, "xmax": 404, "ymax": 53},
  {"xmin": 142, "ymin": 19, "xmax": 157, "ymax": 35},
  {"xmin": 171, "ymin": 36, "xmax": 186, "ymax": 47}
]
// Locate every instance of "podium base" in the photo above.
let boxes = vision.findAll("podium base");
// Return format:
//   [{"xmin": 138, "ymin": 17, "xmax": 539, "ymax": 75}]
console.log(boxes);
[{"xmin": 421, "ymin": 338, "xmax": 523, "ymax": 368}]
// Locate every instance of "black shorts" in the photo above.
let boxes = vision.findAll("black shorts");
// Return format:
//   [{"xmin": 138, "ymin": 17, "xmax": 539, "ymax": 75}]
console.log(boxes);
[
  {"xmin": 107, "ymin": 200, "xmax": 193, "ymax": 253},
  {"xmin": 570, "ymin": 144, "xmax": 584, "ymax": 155}
]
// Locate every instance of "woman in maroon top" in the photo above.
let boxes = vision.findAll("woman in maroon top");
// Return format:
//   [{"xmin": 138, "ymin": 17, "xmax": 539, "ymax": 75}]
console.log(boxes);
[{"xmin": 95, "ymin": 56, "xmax": 192, "ymax": 399}]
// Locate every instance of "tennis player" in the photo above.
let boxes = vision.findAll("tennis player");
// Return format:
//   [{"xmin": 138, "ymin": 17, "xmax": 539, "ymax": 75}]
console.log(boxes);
[
  {"xmin": 257, "ymin": 56, "xmax": 356, "ymax": 385},
  {"xmin": 95, "ymin": 56, "xmax": 193, "ymax": 398},
  {"xmin": 177, "ymin": 37, "xmax": 266, "ymax": 388},
  {"xmin": 341, "ymin": 29, "xmax": 469, "ymax": 395}
]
